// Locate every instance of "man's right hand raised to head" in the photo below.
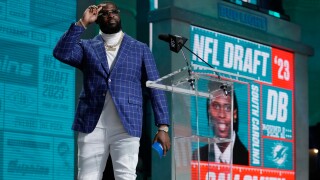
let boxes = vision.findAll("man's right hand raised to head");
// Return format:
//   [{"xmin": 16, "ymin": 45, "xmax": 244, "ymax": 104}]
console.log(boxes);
[{"xmin": 76, "ymin": 4, "xmax": 103, "ymax": 28}]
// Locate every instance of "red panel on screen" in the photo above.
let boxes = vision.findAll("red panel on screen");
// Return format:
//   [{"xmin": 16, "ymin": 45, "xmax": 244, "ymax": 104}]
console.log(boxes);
[
  {"xmin": 271, "ymin": 48, "xmax": 294, "ymax": 90},
  {"xmin": 191, "ymin": 162, "xmax": 295, "ymax": 180}
]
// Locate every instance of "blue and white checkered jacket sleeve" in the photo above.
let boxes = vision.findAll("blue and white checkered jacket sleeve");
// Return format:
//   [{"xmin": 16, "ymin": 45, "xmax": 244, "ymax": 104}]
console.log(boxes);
[
  {"xmin": 142, "ymin": 44, "xmax": 170, "ymax": 126},
  {"xmin": 53, "ymin": 23, "xmax": 85, "ymax": 70}
]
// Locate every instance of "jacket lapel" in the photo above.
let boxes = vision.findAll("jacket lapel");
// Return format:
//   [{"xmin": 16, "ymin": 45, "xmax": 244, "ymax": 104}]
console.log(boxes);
[
  {"xmin": 91, "ymin": 35, "xmax": 110, "ymax": 75},
  {"xmin": 110, "ymin": 34, "xmax": 130, "ymax": 73}
]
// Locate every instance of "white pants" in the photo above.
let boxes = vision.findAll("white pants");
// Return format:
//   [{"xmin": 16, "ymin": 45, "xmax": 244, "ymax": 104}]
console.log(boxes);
[{"xmin": 77, "ymin": 93, "xmax": 140, "ymax": 180}]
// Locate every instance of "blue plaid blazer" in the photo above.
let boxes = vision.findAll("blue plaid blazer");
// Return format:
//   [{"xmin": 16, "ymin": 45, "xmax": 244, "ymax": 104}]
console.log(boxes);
[{"xmin": 53, "ymin": 23, "xmax": 170, "ymax": 137}]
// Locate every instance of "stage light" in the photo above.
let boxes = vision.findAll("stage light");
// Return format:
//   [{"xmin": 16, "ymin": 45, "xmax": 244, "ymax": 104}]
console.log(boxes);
[{"xmin": 268, "ymin": 10, "xmax": 280, "ymax": 18}]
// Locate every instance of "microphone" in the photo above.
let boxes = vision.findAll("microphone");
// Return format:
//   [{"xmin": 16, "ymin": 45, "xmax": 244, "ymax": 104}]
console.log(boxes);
[
  {"xmin": 158, "ymin": 33, "xmax": 220, "ymax": 80},
  {"xmin": 158, "ymin": 34, "xmax": 188, "ymax": 53},
  {"xmin": 158, "ymin": 34, "xmax": 170, "ymax": 42},
  {"xmin": 220, "ymin": 84, "xmax": 231, "ymax": 96},
  {"xmin": 158, "ymin": 34, "xmax": 194, "ymax": 89}
]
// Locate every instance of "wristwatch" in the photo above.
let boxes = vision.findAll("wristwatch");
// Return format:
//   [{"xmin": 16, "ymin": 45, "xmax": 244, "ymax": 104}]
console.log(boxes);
[{"xmin": 158, "ymin": 126, "xmax": 169, "ymax": 133}]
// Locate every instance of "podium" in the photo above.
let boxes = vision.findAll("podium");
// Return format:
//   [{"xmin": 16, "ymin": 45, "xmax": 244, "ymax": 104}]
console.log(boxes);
[{"xmin": 147, "ymin": 67, "xmax": 235, "ymax": 180}]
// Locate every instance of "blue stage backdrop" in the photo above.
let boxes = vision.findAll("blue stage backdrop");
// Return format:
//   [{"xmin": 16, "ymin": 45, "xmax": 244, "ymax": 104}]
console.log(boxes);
[{"xmin": 0, "ymin": 1, "xmax": 77, "ymax": 179}]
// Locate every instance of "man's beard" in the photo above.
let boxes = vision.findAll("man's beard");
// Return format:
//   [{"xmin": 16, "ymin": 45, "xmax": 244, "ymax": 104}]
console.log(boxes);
[{"xmin": 99, "ymin": 20, "xmax": 122, "ymax": 34}]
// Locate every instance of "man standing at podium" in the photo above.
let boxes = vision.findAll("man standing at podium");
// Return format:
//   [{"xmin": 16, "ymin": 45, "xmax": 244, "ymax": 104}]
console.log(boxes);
[
  {"xmin": 53, "ymin": 1, "xmax": 170, "ymax": 179},
  {"xmin": 192, "ymin": 82, "xmax": 248, "ymax": 165}
]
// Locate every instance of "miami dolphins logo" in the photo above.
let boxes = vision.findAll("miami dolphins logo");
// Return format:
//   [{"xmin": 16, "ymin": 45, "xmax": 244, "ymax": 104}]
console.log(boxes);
[{"xmin": 271, "ymin": 143, "xmax": 288, "ymax": 166}]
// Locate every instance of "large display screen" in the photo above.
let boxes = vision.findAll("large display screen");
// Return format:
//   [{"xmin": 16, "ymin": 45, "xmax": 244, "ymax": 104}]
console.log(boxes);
[
  {"xmin": 190, "ymin": 25, "xmax": 295, "ymax": 179},
  {"xmin": 0, "ymin": 0, "xmax": 76, "ymax": 179}
]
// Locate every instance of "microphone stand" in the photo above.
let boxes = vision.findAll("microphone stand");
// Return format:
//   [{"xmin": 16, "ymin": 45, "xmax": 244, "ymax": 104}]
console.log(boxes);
[
  {"xmin": 160, "ymin": 34, "xmax": 229, "ymax": 95},
  {"xmin": 181, "ymin": 44, "xmax": 221, "ymax": 79},
  {"xmin": 180, "ymin": 44, "xmax": 231, "ymax": 96},
  {"xmin": 180, "ymin": 48, "xmax": 195, "ymax": 90}
]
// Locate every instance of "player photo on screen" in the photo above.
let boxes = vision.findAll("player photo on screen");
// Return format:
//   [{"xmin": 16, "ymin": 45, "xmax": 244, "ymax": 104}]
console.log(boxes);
[{"xmin": 192, "ymin": 81, "xmax": 249, "ymax": 165}]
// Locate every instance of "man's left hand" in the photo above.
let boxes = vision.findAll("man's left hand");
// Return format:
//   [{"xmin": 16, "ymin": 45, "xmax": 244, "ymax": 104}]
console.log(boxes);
[{"xmin": 153, "ymin": 129, "xmax": 171, "ymax": 156}]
